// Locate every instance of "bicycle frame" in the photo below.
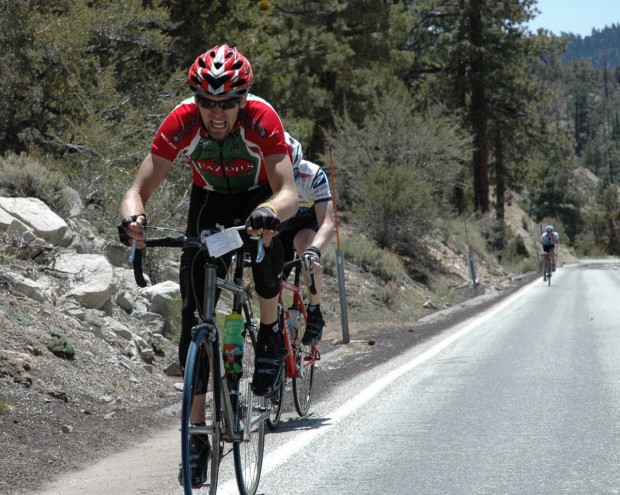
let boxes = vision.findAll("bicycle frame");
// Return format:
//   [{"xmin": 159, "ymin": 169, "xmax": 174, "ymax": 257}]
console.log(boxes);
[
  {"xmin": 190, "ymin": 256, "xmax": 265, "ymax": 445},
  {"xmin": 132, "ymin": 226, "xmax": 269, "ymax": 494},
  {"xmin": 280, "ymin": 262, "xmax": 320, "ymax": 379}
]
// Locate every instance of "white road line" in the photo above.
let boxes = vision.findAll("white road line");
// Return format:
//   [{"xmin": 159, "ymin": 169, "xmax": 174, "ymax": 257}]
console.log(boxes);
[{"xmin": 220, "ymin": 279, "xmax": 538, "ymax": 494}]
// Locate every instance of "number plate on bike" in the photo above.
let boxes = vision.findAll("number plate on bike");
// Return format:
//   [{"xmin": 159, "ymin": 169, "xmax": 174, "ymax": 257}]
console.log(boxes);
[{"xmin": 203, "ymin": 227, "xmax": 244, "ymax": 257}]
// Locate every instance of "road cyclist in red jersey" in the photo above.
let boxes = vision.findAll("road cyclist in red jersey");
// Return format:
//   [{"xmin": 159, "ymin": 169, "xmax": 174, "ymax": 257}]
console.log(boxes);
[{"xmin": 117, "ymin": 44, "xmax": 298, "ymax": 488}]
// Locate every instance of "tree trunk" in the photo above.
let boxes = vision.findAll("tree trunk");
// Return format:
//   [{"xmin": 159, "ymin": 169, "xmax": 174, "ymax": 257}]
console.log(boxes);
[
  {"xmin": 494, "ymin": 131, "xmax": 505, "ymax": 225},
  {"xmin": 469, "ymin": 0, "xmax": 489, "ymax": 213},
  {"xmin": 494, "ymin": 131, "xmax": 505, "ymax": 252}
]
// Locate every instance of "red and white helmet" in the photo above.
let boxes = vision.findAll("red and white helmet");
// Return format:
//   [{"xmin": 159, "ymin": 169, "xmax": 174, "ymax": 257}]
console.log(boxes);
[{"xmin": 188, "ymin": 45, "xmax": 253, "ymax": 98}]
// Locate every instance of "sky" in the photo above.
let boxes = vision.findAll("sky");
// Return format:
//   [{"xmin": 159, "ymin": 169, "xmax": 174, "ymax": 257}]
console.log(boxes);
[{"xmin": 527, "ymin": 0, "xmax": 619, "ymax": 36}]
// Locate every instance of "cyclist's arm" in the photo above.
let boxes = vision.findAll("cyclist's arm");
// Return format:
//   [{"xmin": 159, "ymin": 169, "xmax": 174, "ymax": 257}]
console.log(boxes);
[
  {"xmin": 120, "ymin": 153, "xmax": 173, "ymax": 247},
  {"xmin": 311, "ymin": 200, "xmax": 335, "ymax": 253},
  {"xmin": 263, "ymin": 153, "xmax": 297, "ymax": 221},
  {"xmin": 250, "ymin": 153, "xmax": 297, "ymax": 245}
]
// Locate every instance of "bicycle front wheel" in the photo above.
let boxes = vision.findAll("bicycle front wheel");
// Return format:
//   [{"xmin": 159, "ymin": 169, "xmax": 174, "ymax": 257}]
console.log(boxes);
[
  {"xmin": 181, "ymin": 328, "xmax": 221, "ymax": 495},
  {"xmin": 233, "ymin": 328, "xmax": 266, "ymax": 495},
  {"xmin": 293, "ymin": 346, "xmax": 315, "ymax": 417},
  {"xmin": 267, "ymin": 307, "xmax": 287, "ymax": 430},
  {"xmin": 266, "ymin": 368, "xmax": 285, "ymax": 430}
]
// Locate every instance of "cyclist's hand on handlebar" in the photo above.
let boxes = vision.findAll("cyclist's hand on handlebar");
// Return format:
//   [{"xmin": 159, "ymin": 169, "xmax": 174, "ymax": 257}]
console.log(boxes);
[
  {"xmin": 246, "ymin": 203, "xmax": 280, "ymax": 245},
  {"xmin": 303, "ymin": 246, "xmax": 322, "ymax": 275},
  {"xmin": 117, "ymin": 214, "xmax": 147, "ymax": 247}
]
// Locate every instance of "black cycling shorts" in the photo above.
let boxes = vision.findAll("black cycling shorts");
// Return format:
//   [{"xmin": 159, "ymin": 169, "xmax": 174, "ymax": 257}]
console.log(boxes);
[
  {"xmin": 278, "ymin": 215, "xmax": 319, "ymax": 263},
  {"xmin": 178, "ymin": 185, "xmax": 283, "ymax": 369}
]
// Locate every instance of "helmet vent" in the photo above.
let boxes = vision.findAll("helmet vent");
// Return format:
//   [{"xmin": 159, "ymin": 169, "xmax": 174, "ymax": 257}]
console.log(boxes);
[{"xmin": 206, "ymin": 73, "xmax": 231, "ymax": 89}]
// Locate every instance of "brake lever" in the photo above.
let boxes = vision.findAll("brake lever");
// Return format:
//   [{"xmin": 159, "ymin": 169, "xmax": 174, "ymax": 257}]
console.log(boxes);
[
  {"xmin": 129, "ymin": 239, "xmax": 137, "ymax": 263},
  {"xmin": 128, "ymin": 223, "xmax": 147, "ymax": 263},
  {"xmin": 256, "ymin": 236, "xmax": 265, "ymax": 263}
]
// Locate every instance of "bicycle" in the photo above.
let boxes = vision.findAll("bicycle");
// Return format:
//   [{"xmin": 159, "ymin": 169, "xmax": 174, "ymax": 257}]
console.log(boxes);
[
  {"xmin": 266, "ymin": 254, "xmax": 321, "ymax": 429},
  {"xmin": 542, "ymin": 251, "xmax": 554, "ymax": 286},
  {"xmin": 130, "ymin": 225, "xmax": 270, "ymax": 495}
]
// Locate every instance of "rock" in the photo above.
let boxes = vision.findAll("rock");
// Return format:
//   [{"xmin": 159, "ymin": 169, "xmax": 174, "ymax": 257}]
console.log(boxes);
[{"xmin": 423, "ymin": 299, "xmax": 438, "ymax": 310}]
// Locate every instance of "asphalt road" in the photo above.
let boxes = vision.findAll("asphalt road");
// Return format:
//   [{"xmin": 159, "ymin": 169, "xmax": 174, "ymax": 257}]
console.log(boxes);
[{"xmin": 34, "ymin": 260, "xmax": 620, "ymax": 495}]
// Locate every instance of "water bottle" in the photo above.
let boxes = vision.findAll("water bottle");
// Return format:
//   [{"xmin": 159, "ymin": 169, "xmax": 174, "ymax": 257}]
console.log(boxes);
[
  {"xmin": 287, "ymin": 307, "xmax": 300, "ymax": 342},
  {"xmin": 222, "ymin": 312, "xmax": 245, "ymax": 376}
]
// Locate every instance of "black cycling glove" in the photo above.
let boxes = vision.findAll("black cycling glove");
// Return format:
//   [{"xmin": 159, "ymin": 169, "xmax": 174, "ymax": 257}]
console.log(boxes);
[
  {"xmin": 246, "ymin": 203, "xmax": 280, "ymax": 231},
  {"xmin": 117, "ymin": 214, "xmax": 147, "ymax": 246},
  {"xmin": 303, "ymin": 245, "xmax": 321, "ymax": 264}
]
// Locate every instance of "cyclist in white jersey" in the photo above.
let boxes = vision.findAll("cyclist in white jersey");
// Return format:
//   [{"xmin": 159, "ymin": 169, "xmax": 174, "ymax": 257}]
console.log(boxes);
[
  {"xmin": 278, "ymin": 132, "xmax": 335, "ymax": 344},
  {"xmin": 540, "ymin": 225, "xmax": 559, "ymax": 281}
]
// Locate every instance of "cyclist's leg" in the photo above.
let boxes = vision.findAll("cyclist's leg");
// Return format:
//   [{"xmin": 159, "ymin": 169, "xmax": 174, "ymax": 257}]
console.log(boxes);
[
  {"xmin": 266, "ymin": 303, "xmax": 286, "ymax": 430},
  {"xmin": 250, "ymin": 238, "xmax": 286, "ymax": 397},
  {"xmin": 293, "ymin": 228, "xmax": 322, "ymax": 306},
  {"xmin": 542, "ymin": 246, "xmax": 549, "ymax": 279},
  {"xmin": 293, "ymin": 226, "xmax": 325, "ymax": 345}
]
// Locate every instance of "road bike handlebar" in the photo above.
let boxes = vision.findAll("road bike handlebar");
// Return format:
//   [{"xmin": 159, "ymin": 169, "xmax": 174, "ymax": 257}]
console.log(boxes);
[{"xmin": 129, "ymin": 226, "xmax": 266, "ymax": 288}]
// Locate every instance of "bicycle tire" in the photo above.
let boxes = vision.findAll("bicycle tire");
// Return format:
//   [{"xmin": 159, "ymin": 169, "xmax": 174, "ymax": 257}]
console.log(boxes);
[
  {"xmin": 267, "ymin": 305, "xmax": 289, "ymax": 430},
  {"xmin": 180, "ymin": 328, "xmax": 221, "ymax": 495},
  {"xmin": 233, "ymin": 327, "xmax": 265, "ymax": 495},
  {"xmin": 292, "ymin": 346, "xmax": 315, "ymax": 416},
  {"xmin": 266, "ymin": 369, "xmax": 285, "ymax": 430}
]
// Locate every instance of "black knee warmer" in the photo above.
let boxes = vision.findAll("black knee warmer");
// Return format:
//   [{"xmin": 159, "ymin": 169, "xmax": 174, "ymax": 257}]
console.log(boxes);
[{"xmin": 252, "ymin": 237, "xmax": 283, "ymax": 299}]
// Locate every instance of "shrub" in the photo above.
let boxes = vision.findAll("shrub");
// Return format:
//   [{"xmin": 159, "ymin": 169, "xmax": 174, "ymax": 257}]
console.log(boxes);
[
  {"xmin": 342, "ymin": 235, "xmax": 404, "ymax": 283},
  {"xmin": 0, "ymin": 153, "xmax": 70, "ymax": 214},
  {"xmin": 47, "ymin": 331, "xmax": 75, "ymax": 359},
  {"xmin": 0, "ymin": 395, "xmax": 10, "ymax": 414}
]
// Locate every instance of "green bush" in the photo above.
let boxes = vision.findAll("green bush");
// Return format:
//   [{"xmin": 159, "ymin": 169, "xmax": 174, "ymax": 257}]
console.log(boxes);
[
  {"xmin": 342, "ymin": 235, "xmax": 404, "ymax": 283},
  {"xmin": 47, "ymin": 331, "xmax": 75, "ymax": 359},
  {"xmin": 0, "ymin": 395, "xmax": 10, "ymax": 414},
  {"xmin": 0, "ymin": 153, "xmax": 70, "ymax": 214},
  {"xmin": 503, "ymin": 235, "xmax": 529, "ymax": 261},
  {"xmin": 166, "ymin": 295, "xmax": 183, "ymax": 343}
]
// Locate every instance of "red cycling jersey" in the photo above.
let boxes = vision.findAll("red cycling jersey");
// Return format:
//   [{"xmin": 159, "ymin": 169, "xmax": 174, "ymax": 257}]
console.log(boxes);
[{"xmin": 151, "ymin": 94, "xmax": 290, "ymax": 194}]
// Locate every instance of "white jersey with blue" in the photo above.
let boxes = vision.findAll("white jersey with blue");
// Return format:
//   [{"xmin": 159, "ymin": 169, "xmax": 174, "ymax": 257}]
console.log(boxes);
[
  {"xmin": 541, "ymin": 231, "xmax": 559, "ymax": 246},
  {"xmin": 294, "ymin": 159, "xmax": 332, "ymax": 216}
]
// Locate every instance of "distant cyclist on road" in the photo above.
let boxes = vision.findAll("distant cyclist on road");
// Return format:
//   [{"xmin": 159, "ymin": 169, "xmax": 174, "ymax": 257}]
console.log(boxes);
[
  {"xmin": 540, "ymin": 225, "xmax": 559, "ymax": 281},
  {"xmin": 278, "ymin": 132, "xmax": 335, "ymax": 344}
]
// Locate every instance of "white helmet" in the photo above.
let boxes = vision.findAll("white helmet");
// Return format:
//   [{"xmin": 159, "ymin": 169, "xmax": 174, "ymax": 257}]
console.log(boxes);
[
  {"xmin": 545, "ymin": 225, "xmax": 554, "ymax": 233},
  {"xmin": 285, "ymin": 132, "xmax": 303, "ymax": 168}
]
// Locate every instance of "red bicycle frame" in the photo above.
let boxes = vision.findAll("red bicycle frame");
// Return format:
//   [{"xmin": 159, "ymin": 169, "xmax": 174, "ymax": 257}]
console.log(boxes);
[{"xmin": 279, "ymin": 260, "xmax": 320, "ymax": 378}]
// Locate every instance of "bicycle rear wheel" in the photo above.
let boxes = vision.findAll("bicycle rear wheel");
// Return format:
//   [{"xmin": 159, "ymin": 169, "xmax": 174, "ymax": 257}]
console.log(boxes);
[
  {"xmin": 293, "ymin": 345, "xmax": 315, "ymax": 416},
  {"xmin": 233, "ymin": 328, "xmax": 266, "ymax": 495},
  {"xmin": 181, "ymin": 328, "xmax": 221, "ymax": 495}
]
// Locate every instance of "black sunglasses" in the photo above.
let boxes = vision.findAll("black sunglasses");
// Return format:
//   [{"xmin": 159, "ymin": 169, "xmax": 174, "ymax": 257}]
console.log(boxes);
[{"xmin": 195, "ymin": 95, "xmax": 241, "ymax": 110}]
